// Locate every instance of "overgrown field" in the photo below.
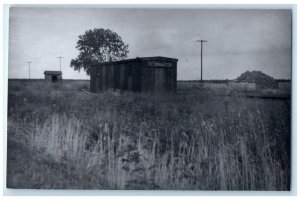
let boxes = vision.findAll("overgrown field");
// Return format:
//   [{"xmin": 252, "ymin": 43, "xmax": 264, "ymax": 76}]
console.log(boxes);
[{"xmin": 7, "ymin": 80, "xmax": 291, "ymax": 190}]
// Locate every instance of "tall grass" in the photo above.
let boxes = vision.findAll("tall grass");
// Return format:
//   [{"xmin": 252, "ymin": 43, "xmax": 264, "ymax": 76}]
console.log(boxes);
[{"xmin": 7, "ymin": 80, "xmax": 290, "ymax": 190}]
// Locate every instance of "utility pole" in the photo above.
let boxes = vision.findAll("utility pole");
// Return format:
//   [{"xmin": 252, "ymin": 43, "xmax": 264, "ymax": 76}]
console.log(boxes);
[
  {"xmin": 57, "ymin": 56, "xmax": 63, "ymax": 72},
  {"xmin": 27, "ymin": 61, "xmax": 31, "ymax": 80},
  {"xmin": 196, "ymin": 40, "xmax": 207, "ymax": 83}
]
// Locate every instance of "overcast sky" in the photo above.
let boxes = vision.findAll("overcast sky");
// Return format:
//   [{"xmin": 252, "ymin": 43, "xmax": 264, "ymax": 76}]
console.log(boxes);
[{"xmin": 9, "ymin": 8, "xmax": 292, "ymax": 80}]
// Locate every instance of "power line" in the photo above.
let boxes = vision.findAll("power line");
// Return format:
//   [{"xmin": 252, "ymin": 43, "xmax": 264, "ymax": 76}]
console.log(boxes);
[
  {"xmin": 196, "ymin": 40, "xmax": 208, "ymax": 83},
  {"xmin": 57, "ymin": 56, "xmax": 63, "ymax": 72}
]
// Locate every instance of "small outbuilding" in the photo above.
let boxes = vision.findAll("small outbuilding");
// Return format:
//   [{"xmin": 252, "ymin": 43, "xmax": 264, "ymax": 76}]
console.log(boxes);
[
  {"xmin": 44, "ymin": 71, "xmax": 62, "ymax": 82},
  {"xmin": 90, "ymin": 56, "xmax": 178, "ymax": 93}
]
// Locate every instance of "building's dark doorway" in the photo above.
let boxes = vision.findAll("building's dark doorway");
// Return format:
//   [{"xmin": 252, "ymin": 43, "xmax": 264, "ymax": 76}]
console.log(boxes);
[{"xmin": 52, "ymin": 75, "xmax": 58, "ymax": 82}]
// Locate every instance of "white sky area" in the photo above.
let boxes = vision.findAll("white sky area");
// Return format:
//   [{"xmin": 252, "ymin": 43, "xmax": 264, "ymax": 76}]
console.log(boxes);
[{"xmin": 8, "ymin": 8, "xmax": 292, "ymax": 80}]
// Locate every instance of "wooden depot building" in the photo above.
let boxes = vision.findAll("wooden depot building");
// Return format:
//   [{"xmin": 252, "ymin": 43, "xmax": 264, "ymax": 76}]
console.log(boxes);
[{"xmin": 90, "ymin": 56, "xmax": 178, "ymax": 93}]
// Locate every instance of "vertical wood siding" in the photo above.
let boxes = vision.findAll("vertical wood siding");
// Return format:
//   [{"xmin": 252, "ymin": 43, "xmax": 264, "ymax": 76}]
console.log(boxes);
[{"xmin": 91, "ymin": 58, "xmax": 177, "ymax": 93}]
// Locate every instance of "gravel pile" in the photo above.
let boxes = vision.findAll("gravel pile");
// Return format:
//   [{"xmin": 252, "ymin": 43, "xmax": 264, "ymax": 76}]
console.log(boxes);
[{"xmin": 235, "ymin": 71, "xmax": 278, "ymax": 89}]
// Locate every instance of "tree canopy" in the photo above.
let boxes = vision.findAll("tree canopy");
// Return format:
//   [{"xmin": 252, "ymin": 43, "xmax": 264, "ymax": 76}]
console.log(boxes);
[{"xmin": 70, "ymin": 28, "xmax": 129, "ymax": 74}]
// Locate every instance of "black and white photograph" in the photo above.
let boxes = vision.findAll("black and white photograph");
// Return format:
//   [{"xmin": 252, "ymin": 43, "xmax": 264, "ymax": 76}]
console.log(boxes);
[{"xmin": 6, "ymin": 6, "xmax": 292, "ymax": 191}]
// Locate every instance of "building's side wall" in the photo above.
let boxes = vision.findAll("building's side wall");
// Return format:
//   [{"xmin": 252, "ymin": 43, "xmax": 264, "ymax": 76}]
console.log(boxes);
[
  {"xmin": 141, "ymin": 60, "xmax": 177, "ymax": 92},
  {"xmin": 57, "ymin": 75, "xmax": 62, "ymax": 81},
  {"xmin": 92, "ymin": 61, "xmax": 143, "ymax": 92},
  {"xmin": 140, "ymin": 62, "xmax": 153, "ymax": 92},
  {"xmin": 45, "ymin": 74, "xmax": 51, "ymax": 81},
  {"xmin": 170, "ymin": 62, "xmax": 177, "ymax": 92},
  {"xmin": 90, "ymin": 66, "xmax": 97, "ymax": 92},
  {"xmin": 44, "ymin": 74, "xmax": 63, "ymax": 82},
  {"xmin": 132, "ymin": 61, "xmax": 142, "ymax": 92},
  {"xmin": 91, "ymin": 58, "xmax": 177, "ymax": 93}
]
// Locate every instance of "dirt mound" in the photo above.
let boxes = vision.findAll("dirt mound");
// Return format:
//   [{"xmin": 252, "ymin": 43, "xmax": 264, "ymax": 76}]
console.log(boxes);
[{"xmin": 235, "ymin": 71, "xmax": 278, "ymax": 89}]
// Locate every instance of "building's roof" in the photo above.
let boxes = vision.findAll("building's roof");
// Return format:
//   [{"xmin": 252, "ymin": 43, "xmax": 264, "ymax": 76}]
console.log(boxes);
[
  {"xmin": 140, "ymin": 56, "xmax": 178, "ymax": 62},
  {"xmin": 44, "ymin": 71, "xmax": 62, "ymax": 75},
  {"xmin": 92, "ymin": 56, "xmax": 178, "ymax": 66}
]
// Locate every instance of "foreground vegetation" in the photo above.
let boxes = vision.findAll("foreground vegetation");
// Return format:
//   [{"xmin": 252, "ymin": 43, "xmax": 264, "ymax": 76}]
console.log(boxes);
[{"xmin": 7, "ymin": 80, "xmax": 290, "ymax": 190}]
